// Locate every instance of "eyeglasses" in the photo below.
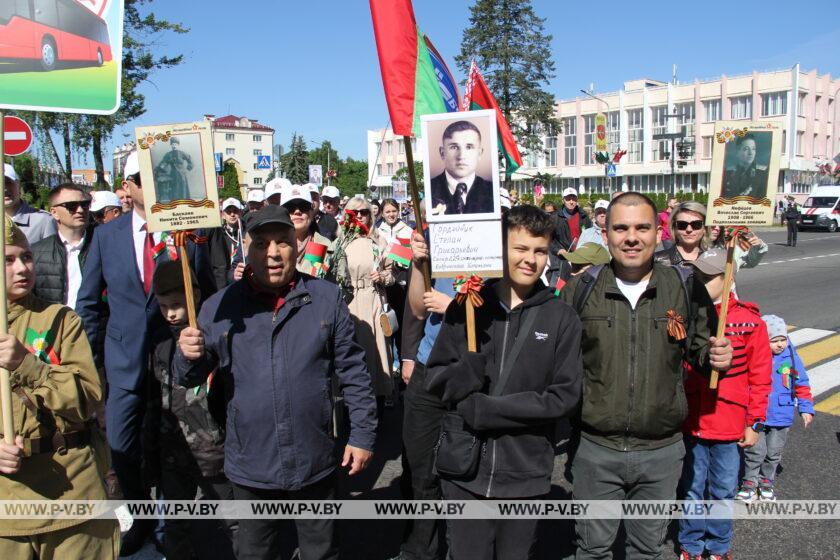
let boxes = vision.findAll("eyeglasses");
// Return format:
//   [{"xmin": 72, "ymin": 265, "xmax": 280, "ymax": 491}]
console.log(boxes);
[
  {"xmin": 284, "ymin": 201, "xmax": 312, "ymax": 214},
  {"xmin": 356, "ymin": 209, "xmax": 371, "ymax": 217},
  {"xmin": 54, "ymin": 200, "xmax": 91, "ymax": 213},
  {"xmin": 675, "ymin": 219, "xmax": 704, "ymax": 231}
]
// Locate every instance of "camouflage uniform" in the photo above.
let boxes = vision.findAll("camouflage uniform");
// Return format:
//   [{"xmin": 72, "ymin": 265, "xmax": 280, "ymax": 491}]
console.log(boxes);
[{"xmin": 144, "ymin": 325, "xmax": 236, "ymax": 559}]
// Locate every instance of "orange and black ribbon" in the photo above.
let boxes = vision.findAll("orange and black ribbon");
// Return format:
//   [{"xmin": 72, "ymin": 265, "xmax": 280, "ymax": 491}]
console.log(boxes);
[
  {"xmin": 171, "ymin": 230, "xmax": 208, "ymax": 248},
  {"xmin": 725, "ymin": 226, "xmax": 752, "ymax": 252},
  {"xmin": 666, "ymin": 309, "xmax": 687, "ymax": 341},
  {"xmin": 454, "ymin": 274, "xmax": 484, "ymax": 308}
]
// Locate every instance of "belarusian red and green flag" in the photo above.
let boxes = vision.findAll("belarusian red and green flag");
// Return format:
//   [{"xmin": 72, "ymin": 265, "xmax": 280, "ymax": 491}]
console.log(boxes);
[
  {"xmin": 386, "ymin": 237, "xmax": 412, "ymax": 268},
  {"xmin": 369, "ymin": 0, "xmax": 449, "ymax": 137},
  {"xmin": 462, "ymin": 61, "xmax": 524, "ymax": 176}
]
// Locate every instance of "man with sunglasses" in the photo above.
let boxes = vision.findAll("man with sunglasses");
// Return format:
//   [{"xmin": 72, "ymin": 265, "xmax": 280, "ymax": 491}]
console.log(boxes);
[
  {"xmin": 31, "ymin": 184, "xmax": 94, "ymax": 308},
  {"xmin": 4, "ymin": 163, "xmax": 56, "ymax": 245},
  {"xmin": 90, "ymin": 190, "xmax": 123, "ymax": 225}
]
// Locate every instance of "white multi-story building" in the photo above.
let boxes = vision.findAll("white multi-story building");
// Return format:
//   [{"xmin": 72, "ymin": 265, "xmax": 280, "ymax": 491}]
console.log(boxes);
[
  {"xmin": 204, "ymin": 114, "xmax": 275, "ymax": 191},
  {"xmin": 367, "ymin": 128, "xmax": 422, "ymax": 198},
  {"xmin": 512, "ymin": 64, "xmax": 840, "ymax": 202},
  {"xmin": 112, "ymin": 142, "xmax": 134, "ymax": 181}
]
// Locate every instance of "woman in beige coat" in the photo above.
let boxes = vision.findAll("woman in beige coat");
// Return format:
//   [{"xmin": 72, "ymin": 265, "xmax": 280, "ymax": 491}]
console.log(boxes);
[{"xmin": 326, "ymin": 198, "xmax": 395, "ymax": 411}]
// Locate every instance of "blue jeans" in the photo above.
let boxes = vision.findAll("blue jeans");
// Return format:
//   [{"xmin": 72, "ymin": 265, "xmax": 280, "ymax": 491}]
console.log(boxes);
[{"xmin": 678, "ymin": 438, "xmax": 739, "ymax": 556}]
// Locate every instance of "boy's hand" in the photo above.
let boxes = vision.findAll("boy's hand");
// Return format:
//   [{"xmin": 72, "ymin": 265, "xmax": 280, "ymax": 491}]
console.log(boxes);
[
  {"xmin": 410, "ymin": 231, "xmax": 429, "ymax": 263},
  {"xmin": 0, "ymin": 334, "xmax": 28, "ymax": 371},
  {"xmin": 709, "ymin": 336, "xmax": 733, "ymax": 371},
  {"xmin": 423, "ymin": 290, "xmax": 453, "ymax": 315},
  {"xmin": 801, "ymin": 412, "xmax": 814, "ymax": 428},
  {"xmin": 738, "ymin": 426, "xmax": 759, "ymax": 448},
  {"xmin": 179, "ymin": 327, "xmax": 205, "ymax": 361},
  {"xmin": 0, "ymin": 436, "xmax": 24, "ymax": 475}
]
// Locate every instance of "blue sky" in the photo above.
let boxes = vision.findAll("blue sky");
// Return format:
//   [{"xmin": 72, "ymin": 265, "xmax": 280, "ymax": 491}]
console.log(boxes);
[{"xmin": 104, "ymin": 0, "xmax": 840, "ymax": 163}]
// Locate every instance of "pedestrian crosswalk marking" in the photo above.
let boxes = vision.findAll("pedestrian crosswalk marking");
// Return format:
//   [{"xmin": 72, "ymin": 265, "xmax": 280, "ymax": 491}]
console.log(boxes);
[
  {"xmin": 787, "ymin": 328, "xmax": 834, "ymax": 347},
  {"xmin": 808, "ymin": 358, "xmax": 840, "ymax": 398},
  {"xmin": 814, "ymin": 390, "xmax": 840, "ymax": 415},
  {"xmin": 786, "ymin": 326, "xmax": 840, "ymax": 413},
  {"xmin": 796, "ymin": 334, "xmax": 840, "ymax": 371}
]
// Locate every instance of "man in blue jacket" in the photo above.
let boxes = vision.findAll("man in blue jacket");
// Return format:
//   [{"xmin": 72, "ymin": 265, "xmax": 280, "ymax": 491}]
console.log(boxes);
[{"xmin": 175, "ymin": 205, "xmax": 377, "ymax": 560}]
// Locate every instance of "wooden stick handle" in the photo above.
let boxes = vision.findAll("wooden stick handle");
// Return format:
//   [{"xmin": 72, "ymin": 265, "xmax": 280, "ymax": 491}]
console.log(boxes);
[
  {"xmin": 0, "ymin": 111, "xmax": 14, "ymax": 444},
  {"xmin": 179, "ymin": 246, "xmax": 198, "ymax": 329},
  {"xmin": 403, "ymin": 136, "xmax": 432, "ymax": 292},
  {"xmin": 466, "ymin": 297, "xmax": 477, "ymax": 353},
  {"xmin": 709, "ymin": 237, "xmax": 737, "ymax": 389}
]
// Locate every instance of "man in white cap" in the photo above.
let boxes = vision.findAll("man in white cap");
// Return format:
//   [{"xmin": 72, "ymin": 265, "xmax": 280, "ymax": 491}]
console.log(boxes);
[
  {"xmin": 321, "ymin": 186, "xmax": 342, "ymax": 219},
  {"xmin": 90, "ymin": 190, "xmax": 123, "ymax": 225},
  {"xmin": 558, "ymin": 187, "xmax": 591, "ymax": 249},
  {"xmin": 207, "ymin": 198, "xmax": 245, "ymax": 290},
  {"xmin": 310, "ymin": 183, "xmax": 338, "ymax": 241},
  {"xmin": 264, "ymin": 177, "xmax": 291, "ymax": 206},
  {"xmin": 246, "ymin": 189, "xmax": 265, "ymax": 213},
  {"xmin": 577, "ymin": 199, "xmax": 609, "ymax": 249},
  {"xmin": 75, "ymin": 150, "xmax": 216, "ymax": 555},
  {"xmin": 4, "ymin": 163, "xmax": 56, "ymax": 244}
]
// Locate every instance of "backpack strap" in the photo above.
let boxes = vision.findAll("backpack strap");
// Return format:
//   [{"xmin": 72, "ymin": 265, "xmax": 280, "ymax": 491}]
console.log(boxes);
[{"xmin": 572, "ymin": 264, "xmax": 604, "ymax": 315}]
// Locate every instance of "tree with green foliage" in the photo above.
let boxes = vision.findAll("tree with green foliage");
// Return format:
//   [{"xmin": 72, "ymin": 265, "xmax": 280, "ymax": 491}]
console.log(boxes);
[
  {"xmin": 281, "ymin": 134, "xmax": 310, "ymax": 184},
  {"xmin": 307, "ymin": 141, "xmax": 339, "ymax": 184},
  {"xmin": 394, "ymin": 161, "xmax": 424, "ymax": 185},
  {"xmin": 455, "ymin": 0, "xmax": 558, "ymax": 155},
  {"xmin": 220, "ymin": 162, "xmax": 241, "ymax": 200},
  {"xmin": 332, "ymin": 158, "xmax": 370, "ymax": 197}
]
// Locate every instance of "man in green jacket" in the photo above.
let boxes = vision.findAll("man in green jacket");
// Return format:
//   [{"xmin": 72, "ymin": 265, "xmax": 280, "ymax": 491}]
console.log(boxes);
[{"xmin": 562, "ymin": 192, "xmax": 733, "ymax": 560}]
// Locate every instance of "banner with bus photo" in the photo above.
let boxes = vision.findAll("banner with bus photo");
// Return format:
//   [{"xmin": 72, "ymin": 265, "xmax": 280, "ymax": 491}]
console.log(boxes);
[
  {"xmin": 706, "ymin": 121, "xmax": 783, "ymax": 226},
  {"xmin": 0, "ymin": 0, "xmax": 124, "ymax": 114}
]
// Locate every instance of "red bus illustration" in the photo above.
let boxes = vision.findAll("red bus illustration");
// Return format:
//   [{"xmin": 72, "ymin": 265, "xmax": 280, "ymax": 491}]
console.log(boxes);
[{"xmin": 0, "ymin": 0, "xmax": 113, "ymax": 71}]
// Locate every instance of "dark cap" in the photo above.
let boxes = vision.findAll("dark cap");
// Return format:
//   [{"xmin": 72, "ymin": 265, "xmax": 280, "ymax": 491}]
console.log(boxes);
[
  {"xmin": 153, "ymin": 260, "xmax": 199, "ymax": 297},
  {"xmin": 245, "ymin": 204, "xmax": 294, "ymax": 234}
]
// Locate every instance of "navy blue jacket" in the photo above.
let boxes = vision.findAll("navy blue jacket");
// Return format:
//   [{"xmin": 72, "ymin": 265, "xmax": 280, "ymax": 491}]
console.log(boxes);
[
  {"xmin": 75, "ymin": 212, "xmax": 214, "ymax": 391},
  {"xmin": 173, "ymin": 273, "xmax": 377, "ymax": 491}
]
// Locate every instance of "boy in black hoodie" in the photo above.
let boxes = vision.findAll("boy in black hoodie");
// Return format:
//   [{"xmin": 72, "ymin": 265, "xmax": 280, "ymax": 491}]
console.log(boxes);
[
  {"xmin": 144, "ymin": 261, "xmax": 235, "ymax": 559},
  {"xmin": 425, "ymin": 205, "xmax": 583, "ymax": 559}
]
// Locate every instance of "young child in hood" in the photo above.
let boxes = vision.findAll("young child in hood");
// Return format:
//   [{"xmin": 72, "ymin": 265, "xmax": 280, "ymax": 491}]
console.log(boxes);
[
  {"xmin": 677, "ymin": 249, "xmax": 772, "ymax": 560},
  {"xmin": 737, "ymin": 314, "xmax": 814, "ymax": 503}
]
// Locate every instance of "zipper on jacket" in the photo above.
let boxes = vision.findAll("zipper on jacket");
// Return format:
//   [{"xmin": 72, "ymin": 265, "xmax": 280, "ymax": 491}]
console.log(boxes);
[
  {"xmin": 623, "ymin": 307, "xmax": 638, "ymax": 451},
  {"xmin": 486, "ymin": 315, "xmax": 511, "ymax": 497},
  {"xmin": 583, "ymin": 315, "xmax": 613, "ymax": 328}
]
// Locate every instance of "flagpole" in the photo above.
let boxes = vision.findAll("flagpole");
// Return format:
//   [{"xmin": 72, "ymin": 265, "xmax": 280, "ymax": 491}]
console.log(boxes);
[
  {"xmin": 0, "ymin": 111, "xmax": 14, "ymax": 444},
  {"xmin": 402, "ymin": 136, "xmax": 431, "ymax": 291}
]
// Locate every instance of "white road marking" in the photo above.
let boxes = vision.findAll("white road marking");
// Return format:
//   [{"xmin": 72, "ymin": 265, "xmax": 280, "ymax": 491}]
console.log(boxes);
[
  {"xmin": 806, "ymin": 357, "xmax": 840, "ymax": 397},
  {"xmin": 759, "ymin": 253, "xmax": 840, "ymax": 265},
  {"xmin": 788, "ymin": 328, "xmax": 835, "ymax": 347}
]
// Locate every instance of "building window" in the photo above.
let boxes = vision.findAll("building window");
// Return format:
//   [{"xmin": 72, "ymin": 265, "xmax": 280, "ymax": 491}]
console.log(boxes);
[
  {"xmin": 813, "ymin": 134, "xmax": 819, "ymax": 158},
  {"xmin": 386, "ymin": 141, "xmax": 392, "ymax": 155},
  {"xmin": 781, "ymin": 130, "xmax": 787, "ymax": 155},
  {"xmin": 253, "ymin": 149, "xmax": 262, "ymax": 156},
  {"xmin": 546, "ymin": 136, "xmax": 558, "ymax": 167},
  {"xmin": 563, "ymin": 117, "xmax": 576, "ymax": 166},
  {"xmin": 798, "ymin": 91, "xmax": 807, "ymax": 116},
  {"xmin": 828, "ymin": 98, "xmax": 834, "ymax": 122},
  {"xmin": 761, "ymin": 91, "xmax": 787, "ymax": 117},
  {"xmin": 253, "ymin": 163, "xmax": 258, "ymax": 170},
  {"xmin": 225, "ymin": 133, "xmax": 235, "ymax": 141},
  {"xmin": 398, "ymin": 142, "xmax": 405, "ymax": 154},
  {"xmin": 607, "ymin": 111, "xmax": 620, "ymax": 154},
  {"xmin": 376, "ymin": 164, "xmax": 382, "ymax": 176},
  {"xmin": 676, "ymin": 102, "xmax": 695, "ymax": 139},
  {"xmin": 702, "ymin": 136, "xmax": 713, "ymax": 159},
  {"xmin": 225, "ymin": 148, "xmax": 235, "ymax": 156},
  {"xmin": 796, "ymin": 131, "xmax": 804, "ymax": 156},
  {"xmin": 386, "ymin": 163, "xmax": 394, "ymax": 175},
  {"xmin": 627, "ymin": 109, "xmax": 643, "ymax": 163},
  {"xmin": 253, "ymin": 134, "xmax": 262, "ymax": 142},
  {"xmin": 253, "ymin": 177, "xmax": 262, "ymax": 185},
  {"xmin": 374, "ymin": 142, "xmax": 381, "ymax": 155},
  {"xmin": 651, "ymin": 106, "xmax": 668, "ymax": 161},
  {"xmin": 703, "ymin": 99, "xmax": 721, "ymax": 122},
  {"xmin": 815, "ymin": 95, "xmax": 822, "ymax": 120},
  {"xmin": 730, "ymin": 96, "xmax": 752, "ymax": 120},
  {"xmin": 583, "ymin": 114, "xmax": 596, "ymax": 164}
]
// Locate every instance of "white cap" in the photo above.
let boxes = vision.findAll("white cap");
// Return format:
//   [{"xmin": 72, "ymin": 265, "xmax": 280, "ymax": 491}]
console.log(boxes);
[
  {"xmin": 281, "ymin": 184, "xmax": 312, "ymax": 206},
  {"xmin": 304, "ymin": 182, "xmax": 320, "ymax": 195},
  {"xmin": 562, "ymin": 187, "xmax": 578, "ymax": 198},
  {"xmin": 90, "ymin": 190, "xmax": 121, "ymax": 212},
  {"xmin": 3, "ymin": 163, "xmax": 18, "ymax": 182},
  {"xmin": 322, "ymin": 185, "xmax": 341, "ymax": 199},
  {"xmin": 247, "ymin": 189, "xmax": 265, "ymax": 203},
  {"xmin": 594, "ymin": 199, "xmax": 609, "ymax": 212},
  {"xmin": 264, "ymin": 177, "xmax": 291, "ymax": 199},
  {"xmin": 500, "ymin": 187, "xmax": 512, "ymax": 209},
  {"xmin": 123, "ymin": 151, "xmax": 140, "ymax": 177},
  {"xmin": 222, "ymin": 197, "xmax": 243, "ymax": 211}
]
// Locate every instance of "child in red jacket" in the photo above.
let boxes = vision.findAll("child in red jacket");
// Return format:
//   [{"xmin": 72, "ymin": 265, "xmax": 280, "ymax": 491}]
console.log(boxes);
[{"xmin": 677, "ymin": 249, "xmax": 772, "ymax": 560}]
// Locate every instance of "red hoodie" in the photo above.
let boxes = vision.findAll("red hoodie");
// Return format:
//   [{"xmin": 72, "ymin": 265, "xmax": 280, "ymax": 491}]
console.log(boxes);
[{"xmin": 683, "ymin": 297, "xmax": 772, "ymax": 441}]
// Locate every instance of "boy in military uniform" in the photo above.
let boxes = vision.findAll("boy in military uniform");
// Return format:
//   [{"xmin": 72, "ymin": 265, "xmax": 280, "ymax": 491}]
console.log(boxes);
[
  {"xmin": 0, "ymin": 216, "xmax": 117, "ymax": 558},
  {"xmin": 143, "ymin": 261, "xmax": 234, "ymax": 559},
  {"xmin": 722, "ymin": 134, "xmax": 768, "ymax": 199}
]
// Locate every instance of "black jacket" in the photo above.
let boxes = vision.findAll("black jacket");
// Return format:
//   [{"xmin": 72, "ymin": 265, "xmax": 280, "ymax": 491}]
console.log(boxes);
[
  {"xmin": 425, "ymin": 281, "xmax": 582, "ymax": 497},
  {"xmin": 32, "ymin": 228, "xmax": 94, "ymax": 304},
  {"xmin": 429, "ymin": 173, "xmax": 494, "ymax": 215},
  {"xmin": 207, "ymin": 225, "xmax": 242, "ymax": 291},
  {"xmin": 316, "ymin": 211, "xmax": 339, "ymax": 241}
]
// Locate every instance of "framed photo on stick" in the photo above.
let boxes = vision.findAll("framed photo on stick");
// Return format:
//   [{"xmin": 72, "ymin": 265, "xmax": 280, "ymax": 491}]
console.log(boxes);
[
  {"xmin": 135, "ymin": 121, "xmax": 221, "ymax": 232},
  {"xmin": 706, "ymin": 121, "xmax": 783, "ymax": 226}
]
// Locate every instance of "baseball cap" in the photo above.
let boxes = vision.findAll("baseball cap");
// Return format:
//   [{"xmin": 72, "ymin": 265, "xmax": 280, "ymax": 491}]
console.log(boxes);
[
  {"xmin": 222, "ymin": 197, "xmax": 243, "ymax": 211},
  {"xmin": 4, "ymin": 163, "xmax": 19, "ymax": 182},
  {"xmin": 304, "ymin": 182, "xmax": 320, "ymax": 195},
  {"xmin": 562, "ymin": 187, "xmax": 578, "ymax": 198},
  {"xmin": 123, "ymin": 151, "xmax": 140, "ymax": 177},
  {"xmin": 560, "ymin": 243, "xmax": 610, "ymax": 266},
  {"xmin": 264, "ymin": 178, "xmax": 291, "ymax": 200},
  {"xmin": 594, "ymin": 199, "xmax": 609, "ymax": 213},
  {"xmin": 322, "ymin": 186, "xmax": 341, "ymax": 199},
  {"xmin": 246, "ymin": 189, "xmax": 265, "ymax": 203},
  {"xmin": 245, "ymin": 204, "xmax": 294, "ymax": 234},
  {"xmin": 689, "ymin": 248, "xmax": 727, "ymax": 277},
  {"xmin": 90, "ymin": 190, "xmax": 122, "ymax": 212},
  {"xmin": 280, "ymin": 184, "xmax": 312, "ymax": 206}
]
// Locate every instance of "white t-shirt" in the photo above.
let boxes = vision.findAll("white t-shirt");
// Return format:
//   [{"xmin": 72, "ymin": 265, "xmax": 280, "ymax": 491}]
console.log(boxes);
[{"xmin": 615, "ymin": 277, "xmax": 649, "ymax": 309}]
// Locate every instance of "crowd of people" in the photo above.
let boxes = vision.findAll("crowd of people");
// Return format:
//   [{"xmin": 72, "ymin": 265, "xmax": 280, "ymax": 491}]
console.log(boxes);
[{"xmin": 0, "ymin": 158, "xmax": 817, "ymax": 560}]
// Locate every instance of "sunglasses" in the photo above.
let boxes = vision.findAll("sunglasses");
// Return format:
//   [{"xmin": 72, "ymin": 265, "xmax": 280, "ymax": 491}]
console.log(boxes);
[
  {"xmin": 284, "ymin": 201, "xmax": 312, "ymax": 214},
  {"xmin": 675, "ymin": 219, "xmax": 704, "ymax": 231},
  {"xmin": 356, "ymin": 209, "xmax": 371, "ymax": 217},
  {"xmin": 55, "ymin": 200, "xmax": 91, "ymax": 213}
]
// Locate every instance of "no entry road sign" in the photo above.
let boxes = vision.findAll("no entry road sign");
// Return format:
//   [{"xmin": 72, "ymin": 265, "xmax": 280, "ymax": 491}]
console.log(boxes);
[{"xmin": 3, "ymin": 116, "xmax": 33, "ymax": 156}]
